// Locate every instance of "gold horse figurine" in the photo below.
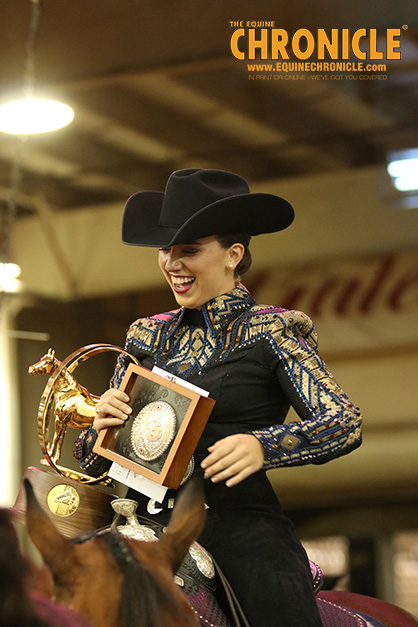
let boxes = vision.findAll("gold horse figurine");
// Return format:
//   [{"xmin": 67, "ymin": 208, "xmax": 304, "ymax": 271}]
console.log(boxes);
[{"xmin": 29, "ymin": 348, "xmax": 99, "ymax": 464}]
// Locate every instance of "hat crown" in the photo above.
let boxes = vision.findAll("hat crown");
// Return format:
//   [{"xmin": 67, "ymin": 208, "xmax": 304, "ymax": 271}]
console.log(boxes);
[
  {"xmin": 159, "ymin": 169, "xmax": 250, "ymax": 229},
  {"xmin": 122, "ymin": 167, "xmax": 294, "ymax": 247}
]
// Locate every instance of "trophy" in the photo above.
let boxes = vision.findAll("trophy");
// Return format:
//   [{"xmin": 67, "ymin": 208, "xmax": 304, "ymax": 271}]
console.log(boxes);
[
  {"xmin": 13, "ymin": 344, "xmax": 215, "ymax": 537},
  {"xmin": 94, "ymin": 363, "xmax": 216, "ymax": 490},
  {"xmin": 13, "ymin": 344, "xmax": 139, "ymax": 537}
]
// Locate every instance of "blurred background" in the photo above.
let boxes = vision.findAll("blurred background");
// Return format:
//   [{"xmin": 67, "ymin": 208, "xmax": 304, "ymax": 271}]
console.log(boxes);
[{"xmin": 1, "ymin": 0, "xmax": 417, "ymax": 616}]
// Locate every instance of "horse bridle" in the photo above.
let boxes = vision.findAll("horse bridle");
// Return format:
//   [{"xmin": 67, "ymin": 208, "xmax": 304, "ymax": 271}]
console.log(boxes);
[
  {"xmin": 100, "ymin": 527, "xmax": 137, "ymax": 569},
  {"xmin": 72, "ymin": 524, "xmax": 136, "ymax": 569}
]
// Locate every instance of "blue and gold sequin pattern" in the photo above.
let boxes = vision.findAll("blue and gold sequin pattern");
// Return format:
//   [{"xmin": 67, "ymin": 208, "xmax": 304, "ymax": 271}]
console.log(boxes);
[
  {"xmin": 110, "ymin": 285, "xmax": 362, "ymax": 469},
  {"xmin": 251, "ymin": 310, "xmax": 362, "ymax": 468}
]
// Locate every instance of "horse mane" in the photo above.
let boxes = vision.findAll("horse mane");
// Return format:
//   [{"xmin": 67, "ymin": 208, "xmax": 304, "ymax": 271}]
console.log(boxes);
[
  {"xmin": 121, "ymin": 560, "xmax": 183, "ymax": 627},
  {"xmin": 101, "ymin": 528, "xmax": 187, "ymax": 627}
]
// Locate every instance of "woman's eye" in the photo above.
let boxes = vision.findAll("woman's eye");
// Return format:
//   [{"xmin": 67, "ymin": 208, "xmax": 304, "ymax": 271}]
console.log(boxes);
[
  {"xmin": 184, "ymin": 248, "xmax": 198, "ymax": 255},
  {"xmin": 159, "ymin": 247, "xmax": 171, "ymax": 253}
]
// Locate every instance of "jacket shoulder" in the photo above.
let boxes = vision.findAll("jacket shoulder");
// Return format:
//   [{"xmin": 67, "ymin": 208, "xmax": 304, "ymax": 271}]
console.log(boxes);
[
  {"xmin": 246, "ymin": 304, "xmax": 314, "ymax": 332},
  {"xmin": 126, "ymin": 309, "xmax": 180, "ymax": 349},
  {"xmin": 241, "ymin": 304, "xmax": 318, "ymax": 349}
]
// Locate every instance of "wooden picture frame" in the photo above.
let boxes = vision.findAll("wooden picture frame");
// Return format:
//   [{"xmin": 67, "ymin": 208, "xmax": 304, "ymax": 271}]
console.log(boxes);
[{"xmin": 93, "ymin": 364, "xmax": 215, "ymax": 489}]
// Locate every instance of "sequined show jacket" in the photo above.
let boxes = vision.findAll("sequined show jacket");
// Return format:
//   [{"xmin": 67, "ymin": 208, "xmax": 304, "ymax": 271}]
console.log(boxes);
[{"xmin": 77, "ymin": 285, "xmax": 362, "ymax": 476}]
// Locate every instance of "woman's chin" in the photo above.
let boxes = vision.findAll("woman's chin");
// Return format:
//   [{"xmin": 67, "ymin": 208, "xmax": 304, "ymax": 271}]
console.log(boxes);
[
  {"xmin": 172, "ymin": 288, "xmax": 203, "ymax": 310},
  {"xmin": 174, "ymin": 295, "xmax": 198, "ymax": 309}
]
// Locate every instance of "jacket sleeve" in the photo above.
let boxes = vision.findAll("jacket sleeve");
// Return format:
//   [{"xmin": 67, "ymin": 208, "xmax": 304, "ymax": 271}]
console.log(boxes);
[
  {"xmin": 73, "ymin": 428, "xmax": 112, "ymax": 477},
  {"xmin": 251, "ymin": 310, "xmax": 362, "ymax": 469}
]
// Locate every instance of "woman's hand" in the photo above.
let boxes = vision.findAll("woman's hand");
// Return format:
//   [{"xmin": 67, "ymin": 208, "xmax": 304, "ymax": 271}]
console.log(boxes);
[
  {"xmin": 200, "ymin": 434, "xmax": 265, "ymax": 487},
  {"xmin": 93, "ymin": 388, "xmax": 132, "ymax": 432}
]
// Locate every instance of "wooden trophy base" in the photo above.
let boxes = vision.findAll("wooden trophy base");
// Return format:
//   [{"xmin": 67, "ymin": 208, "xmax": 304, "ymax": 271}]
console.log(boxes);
[{"xmin": 13, "ymin": 466, "xmax": 115, "ymax": 538}]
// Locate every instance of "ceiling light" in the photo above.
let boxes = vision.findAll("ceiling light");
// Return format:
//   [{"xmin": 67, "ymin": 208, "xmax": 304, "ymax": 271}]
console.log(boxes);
[
  {"xmin": 391, "ymin": 174, "xmax": 418, "ymax": 192},
  {"xmin": 0, "ymin": 262, "xmax": 22, "ymax": 293},
  {"xmin": 387, "ymin": 149, "xmax": 418, "ymax": 192},
  {"xmin": 0, "ymin": 98, "xmax": 74, "ymax": 135},
  {"xmin": 383, "ymin": 148, "xmax": 418, "ymax": 209}
]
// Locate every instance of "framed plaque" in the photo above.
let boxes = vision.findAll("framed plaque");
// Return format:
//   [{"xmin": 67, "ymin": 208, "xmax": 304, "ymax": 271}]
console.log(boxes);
[{"xmin": 93, "ymin": 364, "xmax": 215, "ymax": 489}]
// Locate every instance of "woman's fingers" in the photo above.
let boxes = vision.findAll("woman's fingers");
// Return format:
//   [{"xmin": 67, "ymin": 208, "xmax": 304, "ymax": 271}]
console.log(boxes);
[
  {"xmin": 99, "ymin": 388, "xmax": 132, "ymax": 416},
  {"xmin": 201, "ymin": 434, "xmax": 264, "ymax": 486},
  {"xmin": 93, "ymin": 414, "xmax": 127, "ymax": 431},
  {"xmin": 93, "ymin": 388, "xmax": 132, "ymax": 432}
]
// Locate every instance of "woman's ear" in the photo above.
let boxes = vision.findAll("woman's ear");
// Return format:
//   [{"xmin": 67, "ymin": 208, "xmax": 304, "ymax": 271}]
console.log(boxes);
[{"xmin": 228, "ymin": 243, "xmax": 245, "ymax": 270}]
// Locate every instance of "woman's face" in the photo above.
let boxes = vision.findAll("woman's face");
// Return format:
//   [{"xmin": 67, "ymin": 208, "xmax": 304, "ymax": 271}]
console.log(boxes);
[{"xmin": 158, "ymin": 236, "xmax": 243, "ymax": 309}]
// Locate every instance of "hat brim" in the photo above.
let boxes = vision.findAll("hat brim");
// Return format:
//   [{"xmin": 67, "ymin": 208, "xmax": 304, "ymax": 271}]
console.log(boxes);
[{"xmin": 122, "ymin": 190, "xmax": 294, "ymax": 247}]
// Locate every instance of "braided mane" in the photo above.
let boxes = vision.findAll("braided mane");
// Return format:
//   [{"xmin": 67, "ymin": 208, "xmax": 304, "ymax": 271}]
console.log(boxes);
[{"xmin": 100, "ymin": 529, "xmax": 191, "ymax": 627}]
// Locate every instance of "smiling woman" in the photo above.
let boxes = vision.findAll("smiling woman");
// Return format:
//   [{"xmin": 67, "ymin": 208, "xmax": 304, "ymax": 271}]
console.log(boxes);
[
  {"xmin": 74, "ymin": 168, "xmax": 362, "ymax": 627},
  {"xmin": 158, "ymin": 237, "xmax": 244, "ymax": 310}
]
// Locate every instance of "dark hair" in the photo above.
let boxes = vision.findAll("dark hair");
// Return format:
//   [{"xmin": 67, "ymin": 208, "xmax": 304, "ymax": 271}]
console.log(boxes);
[{"xmin": 216, "ymin": 233, "xmax": 252, "ymax": 276}]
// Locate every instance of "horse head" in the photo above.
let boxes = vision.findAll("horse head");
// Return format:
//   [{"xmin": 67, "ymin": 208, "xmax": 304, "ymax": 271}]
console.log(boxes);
[
  {"xmin": 24, "ymin": 476, "xmax": 205, "ymax": 627},
  {"xmin": 28, "ymin": 349, "xmax": 60, "ymax": 376},
  {"xmin": 0, "ymin": 507, "xmax": 89, "ymax": 627}
]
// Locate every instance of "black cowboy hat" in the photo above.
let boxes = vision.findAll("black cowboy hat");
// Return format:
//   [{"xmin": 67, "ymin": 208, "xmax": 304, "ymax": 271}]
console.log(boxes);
[{"xmin": 122, "ymin": 168, "xmax": 294, "ymax": 247}]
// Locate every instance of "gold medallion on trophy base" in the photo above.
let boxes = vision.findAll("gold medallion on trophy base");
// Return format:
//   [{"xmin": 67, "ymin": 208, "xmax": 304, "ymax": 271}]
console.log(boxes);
[{"xmin": 47, "ymin": 484, "xmax": 81, "ymax": 517}]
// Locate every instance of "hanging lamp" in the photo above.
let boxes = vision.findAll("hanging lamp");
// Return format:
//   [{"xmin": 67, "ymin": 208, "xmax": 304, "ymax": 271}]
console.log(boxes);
[{"xmin": 0, "ymin": 0, "xmax": 74, "ymax": 135}]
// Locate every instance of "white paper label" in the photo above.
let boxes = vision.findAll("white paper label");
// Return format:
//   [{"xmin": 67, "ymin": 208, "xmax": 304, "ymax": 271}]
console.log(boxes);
[
  {"xmin": 152, "ymin": 365, "xmax": 210, "ymax": 397},
  {"xmin": 108, "ymin": 462, "xmax": 168, "ymax": 502}
]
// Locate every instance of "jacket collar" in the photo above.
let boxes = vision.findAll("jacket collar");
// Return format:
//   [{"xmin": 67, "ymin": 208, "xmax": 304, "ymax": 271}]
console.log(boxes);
[{"xmin": 165, "ymin": 284, "xmax": 255, "ymax": 338}]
